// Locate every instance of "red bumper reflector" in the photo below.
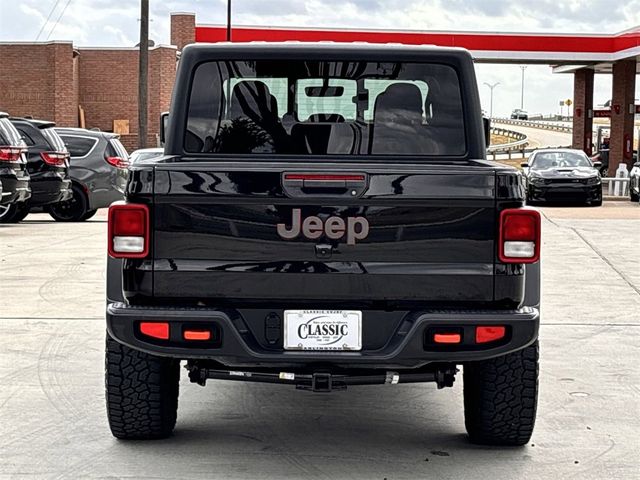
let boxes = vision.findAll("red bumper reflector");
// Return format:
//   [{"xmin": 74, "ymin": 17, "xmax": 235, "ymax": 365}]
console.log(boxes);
[
  {"xmin": 184, "ymin": 330, "xmax": 211, "ymax": 341},
  {"xmin": 476, "ymin": 326, "xmax": 506, "ymax": 344},
  {"xmin": 433, "ymin": 333, "xmax": 461, "ymax": 344},
  {"xmin": 140, "ymin": 322, "xmax": 169, "ymax": 340}
]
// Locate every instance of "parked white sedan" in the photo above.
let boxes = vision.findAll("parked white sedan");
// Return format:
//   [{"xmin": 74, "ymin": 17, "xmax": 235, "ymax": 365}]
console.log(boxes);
[{"xmin": 129, "ymin": 147, "xmax": 164, "ymax": 165}]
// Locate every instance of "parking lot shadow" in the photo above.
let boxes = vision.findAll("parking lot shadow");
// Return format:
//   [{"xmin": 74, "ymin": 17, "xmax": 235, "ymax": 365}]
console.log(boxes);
[{"xmin": 102, "ymin": 382, "xmax": 531, "ymax": 479}]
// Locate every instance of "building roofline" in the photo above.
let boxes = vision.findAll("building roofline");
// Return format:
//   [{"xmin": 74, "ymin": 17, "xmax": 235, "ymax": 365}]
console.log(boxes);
[
  {"xmin": 0, "ymin": 40, "xmax": 73, "ymax": 46},
  {"xmin": 75, "ymin": 44, "xmax": 177, "ymax": 51},
  {"xmin": 0, "ymin": 41, "xmax": 178, "ymax": 51}
]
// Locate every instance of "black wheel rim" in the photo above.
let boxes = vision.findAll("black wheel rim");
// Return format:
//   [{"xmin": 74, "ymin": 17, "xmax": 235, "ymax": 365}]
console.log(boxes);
[{"xmin": 51, "ymin": 190, "xmax": 84, "ymax": 220}]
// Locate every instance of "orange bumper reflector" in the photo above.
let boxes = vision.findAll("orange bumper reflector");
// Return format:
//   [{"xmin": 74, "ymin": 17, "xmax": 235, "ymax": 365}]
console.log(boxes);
[
  {"xmin": 184, "ymin": 330, "xmax": 211, "ymax": 341},
  {"xmin": 140, "ymin": 322, "xmax": 169, "ymax": 340},
  {"xmin": 476, "ymin": 326, "xmax": 506, "ymax": 344},
  {"xmin": 433, "ymin": 333, "xmax": 461, "ymax": 344}
]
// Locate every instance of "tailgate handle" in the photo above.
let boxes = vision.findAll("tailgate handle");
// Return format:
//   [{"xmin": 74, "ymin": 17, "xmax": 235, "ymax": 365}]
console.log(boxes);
[{"xmin": 282, "ymin": 173, "xmax": 367, "ymax": 197}]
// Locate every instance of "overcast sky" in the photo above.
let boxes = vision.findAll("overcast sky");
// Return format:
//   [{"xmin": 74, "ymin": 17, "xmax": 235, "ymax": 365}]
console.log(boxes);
[{"xmin": 1, "ymin": 0, "xmax": 639, "ymax": 117}]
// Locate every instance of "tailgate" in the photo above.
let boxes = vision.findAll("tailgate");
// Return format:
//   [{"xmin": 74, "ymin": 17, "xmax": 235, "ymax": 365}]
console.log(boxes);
[{"xmin": 151, "ymin": 162, "xmax": 499, "ymax": 306}]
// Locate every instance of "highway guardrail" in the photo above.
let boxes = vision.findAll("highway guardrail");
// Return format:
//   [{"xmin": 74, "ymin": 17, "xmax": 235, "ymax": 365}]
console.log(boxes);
[
  {"xmin": 488, "ymin": 127, "xmax": 528, "ymax": 154},
  {"xmin": 492, "ymin": 118, "xmax": 573, "ymax": 133}
]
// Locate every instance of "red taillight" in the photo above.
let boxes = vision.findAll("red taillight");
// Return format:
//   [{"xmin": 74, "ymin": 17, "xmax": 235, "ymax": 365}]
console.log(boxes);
[
  {"xmin": 106, "ymin": 156, "xmax": 129, "ymax": 169},
  {"xmin": 140, "ymin": 322, "xmax": 169, "ymax": 340},
  {"xmin": 183, "ymin": 330, "xmax": 211, "ymax": 341},
  {"xmin": 476, "ymin": 326, "xmax": 506, "ymax": 344},
  {"xmin": 41, "ymin": 152, "xmax": 68, "ymax": 167},
  {"xmin": 0, "ymin": 146, "xmax": 25, "ymax": 162},
  {"xmin": 498, "ymin": 208, "xmax": 541, "ymax": 264},
  {"xmin": 108, "ymin": 202, "xmax": 149, "ymax": 258}
]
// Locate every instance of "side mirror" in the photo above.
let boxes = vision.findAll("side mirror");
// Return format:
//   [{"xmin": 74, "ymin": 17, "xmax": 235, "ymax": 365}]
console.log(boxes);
[
  {"xmin": 592, "ymin": 161, "xmax": 602, "ymax": 168},
  {"xmin": 521, "ymin": 162, "xmax": 529, "ymax": 168},
  {"xmin": 482, "ymin": 117, "xmax": 491, "ymax": 147},
  {"xmin": 159, "ymin": 111, "xmax": 169, "ymax": 146}
]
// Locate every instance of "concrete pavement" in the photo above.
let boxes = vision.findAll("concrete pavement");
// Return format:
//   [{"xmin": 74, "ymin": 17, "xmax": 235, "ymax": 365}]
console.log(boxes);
[{"xmin": 0, "ymin": 205, "xmax": 639, "ymax": 479}]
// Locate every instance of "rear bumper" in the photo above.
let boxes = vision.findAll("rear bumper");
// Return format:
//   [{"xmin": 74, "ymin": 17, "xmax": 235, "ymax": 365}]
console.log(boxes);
[
  {"xmin": 29, "ymin": 171, "xmax": 72, "ymax": 206},
  {"xmin": 528, "ymin": 183, "xmax": 601, "ymax": 203},
  {"xmin": 87, "ymin": 185, "xmax": 123, "ymax": 210},
  {"xmin": 107, "ymin": 303, "xmax": 539, "ymax": 369},
  {"xmin": 0, "ymin": 168, "xmax": 31, "ymax": 205}
]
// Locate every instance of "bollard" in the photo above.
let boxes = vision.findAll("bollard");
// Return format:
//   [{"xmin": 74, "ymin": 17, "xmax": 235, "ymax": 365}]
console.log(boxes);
[{"xmin": 613, "ymin": 164, "xmax": 629, "ymax": 196}]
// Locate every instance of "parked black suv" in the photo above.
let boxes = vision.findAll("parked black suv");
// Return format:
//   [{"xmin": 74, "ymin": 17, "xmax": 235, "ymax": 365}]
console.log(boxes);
[
  {"xmin": 106, "ymin": 44, "xmax": 541, "ymax": 446},
  {"xmin": 0, "ymin": 118, "xmax": 72, "ymax": 222},
  {"xmin": 0, "ymin": 112, "xmax": 31, "ymax": 218}
]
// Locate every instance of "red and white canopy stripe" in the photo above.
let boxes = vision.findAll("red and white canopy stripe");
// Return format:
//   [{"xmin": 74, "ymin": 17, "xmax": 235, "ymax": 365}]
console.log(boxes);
[{"xmin": 194, "ymin": 24, "xmax": 640, "ymax": 64}]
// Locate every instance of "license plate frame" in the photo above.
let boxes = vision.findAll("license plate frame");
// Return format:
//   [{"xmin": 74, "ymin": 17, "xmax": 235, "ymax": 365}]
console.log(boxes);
[{"xmin": 283, "ymin": 310, "xmax": 362, "ymax": 351}]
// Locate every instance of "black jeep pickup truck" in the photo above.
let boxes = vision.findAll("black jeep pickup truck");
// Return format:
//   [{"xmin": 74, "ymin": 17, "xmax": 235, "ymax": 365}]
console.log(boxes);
[{"xmin": 106, "ymin": 43, "xmax": 541, "ymax": 446}]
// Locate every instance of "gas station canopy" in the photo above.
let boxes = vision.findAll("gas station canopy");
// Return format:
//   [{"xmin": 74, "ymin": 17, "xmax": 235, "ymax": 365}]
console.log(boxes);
[{"xmin": 195, "ymin": 24, "xmax": 640, "ymax": 69}]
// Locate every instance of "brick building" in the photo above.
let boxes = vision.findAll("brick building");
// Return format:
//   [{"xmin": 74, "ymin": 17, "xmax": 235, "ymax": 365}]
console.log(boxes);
[{"xmin": 0, "ymin": 42, "xmax": 177, "ymax": 151}]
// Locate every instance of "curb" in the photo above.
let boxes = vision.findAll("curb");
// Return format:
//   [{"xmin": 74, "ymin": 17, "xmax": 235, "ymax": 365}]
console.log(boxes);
[{"xmin": 603, "ymin": 196, "xmax": 632, "ymax": 202}]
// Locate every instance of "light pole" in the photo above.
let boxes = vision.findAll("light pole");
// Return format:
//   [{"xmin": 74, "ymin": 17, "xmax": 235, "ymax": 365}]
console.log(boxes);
[
  {"xmin": 484, "ymin": 82, "xmax": 500, "ymax": 118},
  {"xmin": 138, "ymin": 0, "xmax": 149, "ymax": 149},
  {"xmin": 520, "ymin": 65, "xmax": 527, "ymax": 110},
  {"xmin": 226, "ymin": 0, "xmax": 232, "ymax": 41}
]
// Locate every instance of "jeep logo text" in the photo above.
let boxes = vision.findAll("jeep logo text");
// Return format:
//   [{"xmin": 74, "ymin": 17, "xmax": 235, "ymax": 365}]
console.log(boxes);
[{"xmin": 277, "ymin": 209, "xmax": 369, "ymax": 245}]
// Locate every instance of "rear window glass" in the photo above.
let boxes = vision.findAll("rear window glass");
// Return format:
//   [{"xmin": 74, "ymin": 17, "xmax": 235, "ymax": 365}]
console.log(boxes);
[
  {"xmin": 0, "ymin": 118, "xmax": 23, "ymax": 146},
  {"xmin": 42, "ymin": 128, "xmax": 68, "ymax": 152},
  {"xmin": 185, "ymin": 60, "xmax": 466, "ymax": 156},
  {"xmin": 59, "ymin": 135, "xmax": 97, "ymax": 157},
  {"xmin": 108, "ymin": 138, "xmax": 129, "ymax": 159},
  {"xmin": 17, "ymin": 128, "xmax": 36, "ymax": 146}
]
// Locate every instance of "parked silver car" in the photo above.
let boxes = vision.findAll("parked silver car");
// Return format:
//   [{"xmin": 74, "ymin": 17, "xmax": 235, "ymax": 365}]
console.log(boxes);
[
  {"xmin": 53, "ymin": 128, "xmax": 129, "ymax": 221},
  {"xmin": 129, "ymin": 147, "xmax": 164, "ymax": 165}
]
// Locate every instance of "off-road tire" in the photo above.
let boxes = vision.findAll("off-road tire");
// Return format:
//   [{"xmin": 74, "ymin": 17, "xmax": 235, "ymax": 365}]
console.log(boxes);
[
  {"xmin": 463, "ymin": 341, "xmax": 538, "ymax": 446},
  {"xmin": 631, "ymin": 190, "xmax": 639, "ymax": 202},
  {"xmin": 105, "ymin": 333, "xmax": 180, "ymax": 440},
  {"xmin": 591, "ymin": 199, "xmax": 602, "ymax": 207}
]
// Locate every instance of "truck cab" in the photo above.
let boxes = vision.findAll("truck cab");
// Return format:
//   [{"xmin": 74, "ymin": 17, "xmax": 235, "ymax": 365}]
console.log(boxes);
[{"xmin": 105, "ymin": 43, "xmax": 541, "ymax": 446}]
